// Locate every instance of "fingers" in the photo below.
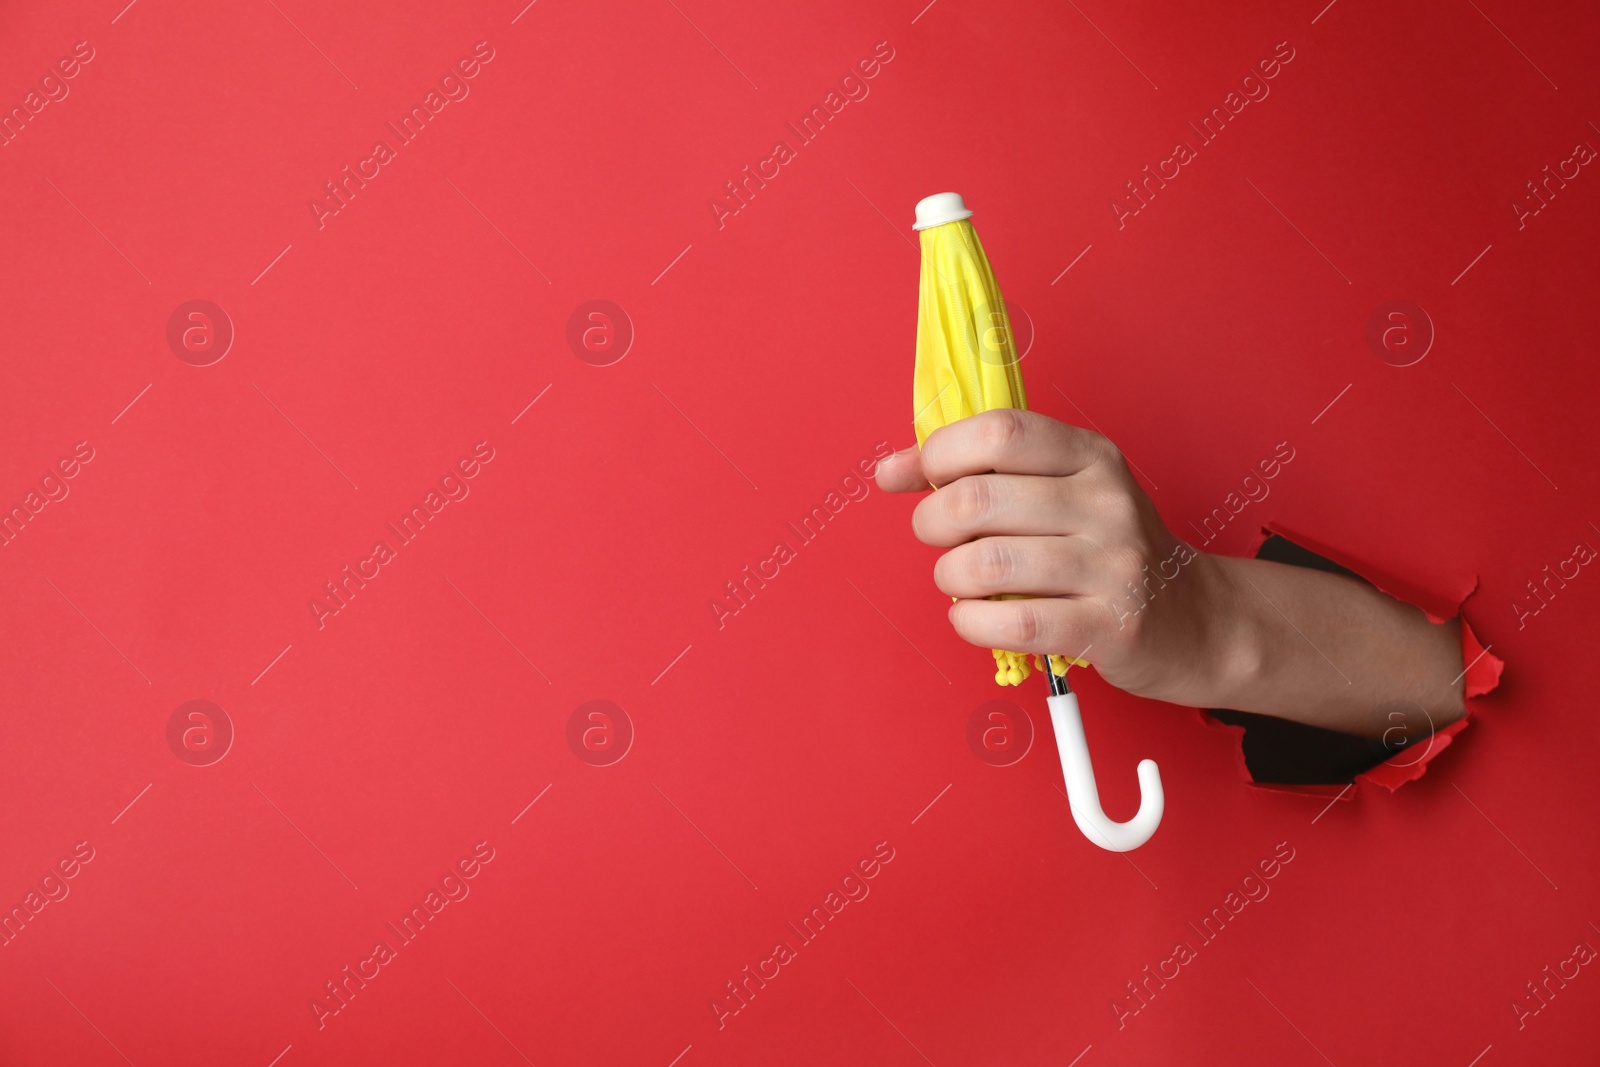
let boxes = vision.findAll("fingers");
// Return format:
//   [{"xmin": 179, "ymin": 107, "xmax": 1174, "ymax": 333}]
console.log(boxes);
[
  {"xmin": 933, "ymin": 536, "xmax": 1096, "ymax": 598},
  {"xmin": 912, "ymin": 473, "xmax": 1104, "ymax": 546},
  {"xmin": 921, "ymin": 409, "xmax": 1107, "ymax": 487},
  {"xmin": 949, "ymin": 596, "xmax": 1099, "ymax": 658},
  {"xmin": 872, "ymin": 447, "xmax": 927, "ymax": 493}
]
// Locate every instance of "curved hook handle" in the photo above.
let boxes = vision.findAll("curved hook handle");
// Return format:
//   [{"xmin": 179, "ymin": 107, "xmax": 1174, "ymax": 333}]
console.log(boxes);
[{"xmin": 1047, "ymin": 692, "xmax": 1163, "ymax": 852}]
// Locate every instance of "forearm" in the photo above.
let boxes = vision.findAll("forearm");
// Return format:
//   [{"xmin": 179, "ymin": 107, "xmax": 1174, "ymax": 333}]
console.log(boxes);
[{"xmin": 1189, "ymin": 553, "xmax": 1465, "ymax": 740}]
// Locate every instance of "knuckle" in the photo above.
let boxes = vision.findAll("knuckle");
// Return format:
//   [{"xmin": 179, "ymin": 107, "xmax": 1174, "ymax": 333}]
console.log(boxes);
[
  {"xmin": 980, "ymin": 408, "xmax": 1029, "ymax": 455},
  {"xmin": 947, "ymin": 477, "xmax": 993, "ymax": 528},
  {"xmin": 1107, "ymin": 544, "xmax": 1147, "ymax": 591},
  {"xmin": 1084, "ymin": 429, "xmax": 1119, "ymax": 463},
  {"xmin": 1097, "ymin": 439, "xmax": 1139, "ymax": 485},
  {"xmin": 1088, "ymin": 484, "xmax": 1141, "ymax": 536},
  {"xmin": 1004, "ymin": 600, "xmax": 1045, "ymax": 647},
  {"xmin": 973, "ymin": 540, "xmax": 1014, "ymax": 588},
  {"xmin": 1106, "ymin": 492, "xmax": 1143, "ymax": 534}
]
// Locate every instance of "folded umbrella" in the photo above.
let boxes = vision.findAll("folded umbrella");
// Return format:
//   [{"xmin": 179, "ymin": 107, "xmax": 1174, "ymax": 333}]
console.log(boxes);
[{"xmin": 911, "ymin": 192, "xmax": 1163, "ymax": 852}]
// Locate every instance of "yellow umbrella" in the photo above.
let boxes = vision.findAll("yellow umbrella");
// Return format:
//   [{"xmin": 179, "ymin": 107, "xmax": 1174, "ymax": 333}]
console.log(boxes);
[
  {"xmin": 912, "ymin": 192, "xmax": 1080, "ymax": 687},
  {"xmin": 911, "ymin": 192, "xmax": 1163, "ymax": 851}
]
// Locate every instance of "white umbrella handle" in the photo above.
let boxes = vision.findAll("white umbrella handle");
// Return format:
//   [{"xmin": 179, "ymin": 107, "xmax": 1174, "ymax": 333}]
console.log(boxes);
[{"xmin": 1048, "ymin": 692, "xmax": 1163, "ymax": 852}]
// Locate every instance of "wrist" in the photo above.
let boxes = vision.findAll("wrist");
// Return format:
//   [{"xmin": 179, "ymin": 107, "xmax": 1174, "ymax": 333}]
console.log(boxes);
[{"xmin": 1183, "ymin": 552, "xmax": 1266, "ymax": 708}]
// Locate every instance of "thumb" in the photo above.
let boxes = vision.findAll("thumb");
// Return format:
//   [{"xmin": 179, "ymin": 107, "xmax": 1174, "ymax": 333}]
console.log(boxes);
[{"xmin": 873, "ymin": 446, "xmax": 928, "ymax": 493}]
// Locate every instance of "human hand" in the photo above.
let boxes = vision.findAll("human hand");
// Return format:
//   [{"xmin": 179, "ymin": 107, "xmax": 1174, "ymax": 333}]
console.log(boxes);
[{"xmin": 873, "ymin": 408, "xmax": 1227, "ymax": 705}]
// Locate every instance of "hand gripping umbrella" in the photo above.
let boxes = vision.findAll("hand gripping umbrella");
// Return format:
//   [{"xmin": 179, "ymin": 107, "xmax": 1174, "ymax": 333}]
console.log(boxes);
[{"xmin": 911, "ymin": 192, "xmax": 1163, "ymax": 852}]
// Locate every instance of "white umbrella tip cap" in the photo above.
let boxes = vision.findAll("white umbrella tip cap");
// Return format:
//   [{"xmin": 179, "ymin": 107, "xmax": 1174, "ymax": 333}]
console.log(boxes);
[{"xmin": 913, "ymin": 192, "xmax": 973, "ymax": 230}]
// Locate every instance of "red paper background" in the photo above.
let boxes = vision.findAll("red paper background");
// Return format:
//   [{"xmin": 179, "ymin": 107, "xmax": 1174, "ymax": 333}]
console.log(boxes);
[{"xmin": 2, "ymin": 1, "xmax": 1597, "ymax": 1064}]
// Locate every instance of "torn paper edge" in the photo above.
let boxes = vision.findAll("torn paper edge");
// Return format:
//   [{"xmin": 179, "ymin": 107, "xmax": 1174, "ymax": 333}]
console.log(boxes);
[{"xmin": 1197, "ymin": 522, "xmax": 1504, "ymax": 799}]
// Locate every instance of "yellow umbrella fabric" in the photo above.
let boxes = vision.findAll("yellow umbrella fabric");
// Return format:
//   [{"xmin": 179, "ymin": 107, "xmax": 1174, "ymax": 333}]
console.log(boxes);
[{"xmin": 912, "ymin": 192, "xmax": 1084, "ymax": 686}]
